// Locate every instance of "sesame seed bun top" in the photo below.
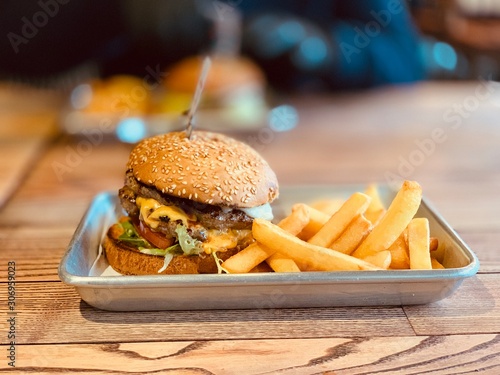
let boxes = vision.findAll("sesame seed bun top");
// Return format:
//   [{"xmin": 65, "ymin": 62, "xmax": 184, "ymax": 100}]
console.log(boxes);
[{"xmin": 127, "ymin": 131, "xmax": 279, "ymax": 208}]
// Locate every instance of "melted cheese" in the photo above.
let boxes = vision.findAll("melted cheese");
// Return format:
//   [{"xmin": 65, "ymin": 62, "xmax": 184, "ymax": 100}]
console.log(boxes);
[
  {"xmin": 136, "ymin": 197, "xmax": 253, "ymax": 254},
  {"xmin": 202, "ymin": 229, "xmax": 252, "ymax": 254},
  {"xmin": 136, "ymin": 197, "xmax": 194, "ymax": 229}
]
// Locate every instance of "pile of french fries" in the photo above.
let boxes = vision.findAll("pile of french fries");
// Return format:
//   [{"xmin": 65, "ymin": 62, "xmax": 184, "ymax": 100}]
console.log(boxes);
[{"xmin": 222, "ymin": 180, "xmax": 445, "ymax": 273}]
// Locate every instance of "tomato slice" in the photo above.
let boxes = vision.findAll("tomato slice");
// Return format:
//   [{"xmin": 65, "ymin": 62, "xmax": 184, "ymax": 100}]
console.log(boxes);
[{"xmin": 134, "ymin": 219, "xmax": 175, "ymax": 249}]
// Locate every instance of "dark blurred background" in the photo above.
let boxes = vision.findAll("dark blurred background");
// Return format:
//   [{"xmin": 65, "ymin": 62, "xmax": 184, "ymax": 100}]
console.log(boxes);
[{"xmin": 0, "ymin": 0, "xmax": 499, "ymax": 92}]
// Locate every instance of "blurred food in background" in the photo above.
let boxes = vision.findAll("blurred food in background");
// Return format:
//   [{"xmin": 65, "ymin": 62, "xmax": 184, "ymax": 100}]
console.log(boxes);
[
  {"xmin": 74, "ymin": 75, "xmax": 151, "ymax": 115},
  {"xmin": 155, "ymin": 55, "xmax": 268, "ymax": 125},
  {"xmin": 63, "ymin": 54, "xmax": 272, "ymax": 142}
]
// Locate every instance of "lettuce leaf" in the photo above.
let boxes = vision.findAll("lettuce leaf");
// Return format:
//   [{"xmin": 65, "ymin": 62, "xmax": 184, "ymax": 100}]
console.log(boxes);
[
  {"xmin": 212, "ymin": 251, "xmax": 229, "ymax": 274},
  {"xmin": 175, "ymin": 225, "xmax": 203, "ymax": 255},
  {"xmin": 118, "ymin": 220, "xmax": 151, "ymax": 248}
]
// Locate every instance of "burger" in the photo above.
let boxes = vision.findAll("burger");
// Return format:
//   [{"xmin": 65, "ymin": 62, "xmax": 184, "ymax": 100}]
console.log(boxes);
[{"xmin": 102, "ymin": 130, "xmax": 279, "ymax": 275}]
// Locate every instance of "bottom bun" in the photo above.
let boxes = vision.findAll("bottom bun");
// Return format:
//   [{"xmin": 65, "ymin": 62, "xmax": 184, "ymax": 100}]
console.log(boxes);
[{"xmin": 102, "ymin": 223, "xmax": 239, "ymax": 275}]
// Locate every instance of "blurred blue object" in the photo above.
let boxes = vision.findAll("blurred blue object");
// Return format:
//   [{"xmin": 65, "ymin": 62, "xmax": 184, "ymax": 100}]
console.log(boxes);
[
  {"xmin": 268, "ymin": 104, "xmax": 299, "ymax": 132},
  {"xmin": 116, "ymin": 117, "xmax": 147, "ymax": 143},
  {"xmin": 242, "ymin": 0, "xmax": 426, "ymax": 89},
  {"xmin": 433, "ymin": 42, "xmax": 458, "ymax": 71},
  {"xmin": 292, "ymin": 36, "xmax": 328, "ymax": 70}
]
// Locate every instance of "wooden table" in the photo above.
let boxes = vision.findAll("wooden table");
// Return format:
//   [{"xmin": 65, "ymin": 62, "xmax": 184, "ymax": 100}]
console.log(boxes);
[{"xmin": 0, "ymin": 81, "xmax": 498, "ymax": 374}]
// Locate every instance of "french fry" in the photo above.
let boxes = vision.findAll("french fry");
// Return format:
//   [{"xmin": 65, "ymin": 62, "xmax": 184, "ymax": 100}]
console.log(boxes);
[
  {"xmin": 278, "ymin": 204, "xmax": 311, "ymax": 236},
  {"xmin": 388, "ymin": 233, "xmax": 410, "ymax": 269},
  {"xmin": 295, "ymin": 204, "xmax": 330, "ymax": 241},
  {"xmin": 252, "ymin": 218, "xmax": 381, "ymax": 271},
  {"xmin": 222, "ymin": 242, "xmax": 274, "ymax": 274},
  {"xmin": 309, "ymin": 198, "xmax": 344, "ymax": 215},
  {"xmin": 266, "ymin": 253, "xmax": 301, "ymax": 273},
  {"xmin": 431, "ymin": 258, "xmax": 445, "ymax": 269},
  {"xmin": 329, "ymin": 214, "xmax": 372, "ymax": 255},
  {"xmin": 363, "ymin": 250, "xmax": 392, "ymax": 269},
  {"xmin": 222, "ymin": 206, "xmax": 309, "ymax": 273},
  {"xmin": 364, "ymin": 184, "xmax": 386, "ymax": 225},
  {"xmin": 352, "ymin": 181, "xmax": 422, "ymax": 259},
  {"xmin": 408, "ymin": 218, "xmax": 432, "ymax": 270},
  {"xmin": 429, "ymin": 237, "xmax": 439, "ymax": 252},
  {"xmin": 308, "ymin": 192, "xmax": 372, "ymax": 248},
  {"xmin": 249, "ymin": 260, "xmax": 274, "ymax": 273}
]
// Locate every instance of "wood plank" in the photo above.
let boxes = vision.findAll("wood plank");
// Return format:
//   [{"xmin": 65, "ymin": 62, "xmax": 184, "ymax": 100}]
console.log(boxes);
[
  {"xmin": 0, "ymin": 281, "xmax": 414, "ymax": 345},
  {"xmin": 0, "ymin": 227, "xmax": 74, "ymax": 282},
  {"xmin": 404, "ymin": 274, "xmax": 500, "ymax": 335},
  {"xmin": 3, "ymin": 335, "xmax": 499, "ymax": 374},
  {"xmin": 459, "ymin": 230, "xmax": 500, "ymax": 273}
]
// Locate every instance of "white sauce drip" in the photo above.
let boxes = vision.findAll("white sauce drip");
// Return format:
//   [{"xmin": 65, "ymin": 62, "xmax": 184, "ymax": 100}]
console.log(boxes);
[{"xmin": 239, "ymin": 203, "xmax": 274, "ymax": 221}]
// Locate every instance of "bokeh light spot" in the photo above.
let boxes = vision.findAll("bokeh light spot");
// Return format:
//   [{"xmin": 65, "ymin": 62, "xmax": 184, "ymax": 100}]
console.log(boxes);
[
  {"xmin": 116, "ymin": 118, "xmax": 147, "ymax": 143},
  {"xmin": 433, "ymin": 42, "xmax": 457, "ymax": 71}
]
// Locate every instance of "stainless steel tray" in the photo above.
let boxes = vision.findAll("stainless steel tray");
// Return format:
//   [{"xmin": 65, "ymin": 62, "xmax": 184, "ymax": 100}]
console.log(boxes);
[{"xmin": 58, "ymin": 185, "xmax": 479, "ymax": 311}]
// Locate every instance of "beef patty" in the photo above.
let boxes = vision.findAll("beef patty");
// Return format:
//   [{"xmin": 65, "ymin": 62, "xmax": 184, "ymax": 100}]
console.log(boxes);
[{"xmin": 119, "ymin": 170, "xmax": 254, "ymax": 235}]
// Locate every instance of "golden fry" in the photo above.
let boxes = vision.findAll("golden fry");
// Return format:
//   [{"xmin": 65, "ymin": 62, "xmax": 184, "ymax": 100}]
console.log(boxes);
[
  {"xmin": 253, "ymin": 218, "xmax": 381, "ymax": 271},
  {"xmin": 429, "ymin": 237, "xmax": 439, "ymax": 252},
  {"xmin": 431, "ymin": 257, "xmax": 445, "ymax": 269},
  {"xmin": 266, "ymin": 253, "xmax": 301, "ymax": 273},
  {"xmin": 294, "ymin": 204, "xmax": 330, "ymax": 241},
  {"xmin": 388, "ymin": 233, "xmax": 410, "ymax": 269},
  {"xmin": 408, "ymin": 218, "xmax": 432, "ymax": 270},
  {"xmin": 222, "ymin": 242, "xmax": 274, "ymax": 274},
  {"xmin": 330, "ymin": 214, "xmax": 372, "ymax": 255},
  {"xmin": 249, "ymin": 261, "xmax": 274, "ymax": 273},
  {"xmin": 222, "ymin": 206, "xmax": 309, "ymax": 273},
  {"xmin": 308, "ymin": 192, "xmax": 371, "ymax": 248},
  {"xmin": 280, "ymin": 204, "xmax": 311, "ymax": 236},
  {"xmin": 363, "ymin": 250, "xmax": 392, "ymax": 269},
  {"xmin": 352, "ymin": 181, "xmax": 422, "ymax": 259}
]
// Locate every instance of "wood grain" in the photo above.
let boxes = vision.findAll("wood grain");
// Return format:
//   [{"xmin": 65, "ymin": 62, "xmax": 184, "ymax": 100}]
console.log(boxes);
[
  {"xmin": 0, "ymin": 227, "xmax": 74, "ymax": 282},
  {"xmin": 459, "ymin": 230, "xmax": 500, "ymax": 273},
  {"xmin": 3, "ymin": 335, "xmax": 499, "ymax": 374},
  {"xmin": 0, "ymin": 281, "xmax": 414, "ymax": 345},
  {"xmin": 404, "ymin": 274, "xmax": 500, "ymax": 335}
]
